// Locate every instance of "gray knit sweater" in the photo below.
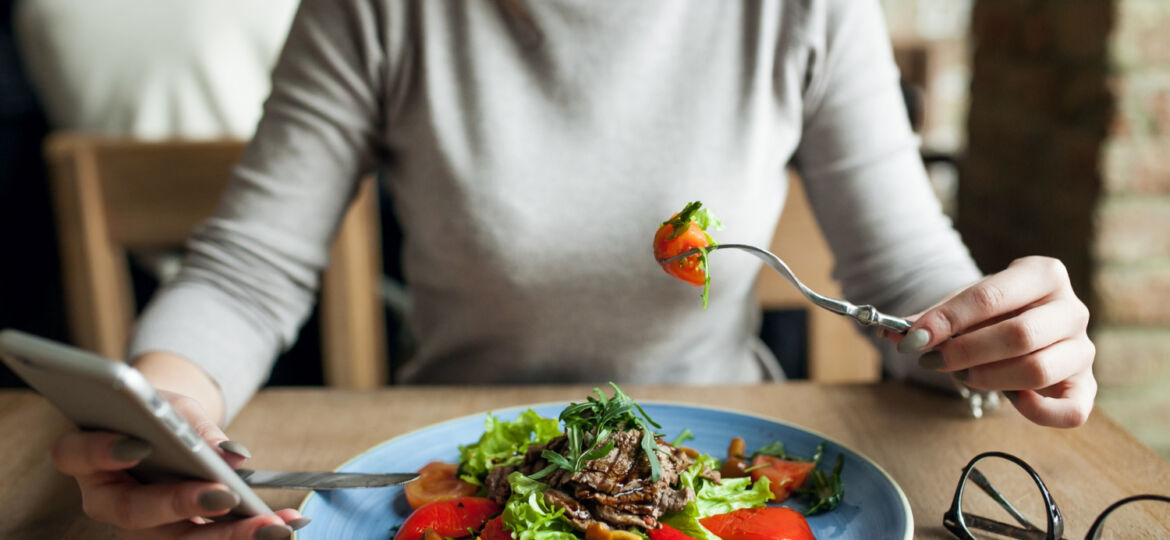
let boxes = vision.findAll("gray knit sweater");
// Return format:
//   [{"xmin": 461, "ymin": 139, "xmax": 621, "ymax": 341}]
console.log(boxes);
[{"xmin": 129, "ymin": 0, "xmax": 982, "ymax": 420}]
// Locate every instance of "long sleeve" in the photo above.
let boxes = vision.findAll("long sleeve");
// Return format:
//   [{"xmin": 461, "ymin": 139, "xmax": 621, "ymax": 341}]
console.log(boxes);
[
  {"xmin": 128, "ymin": 0, "xmax": 388, "ymax": 421},
  {"xmin": 793, "ymin": 0, "xmax": 982, "ymax": 385}
]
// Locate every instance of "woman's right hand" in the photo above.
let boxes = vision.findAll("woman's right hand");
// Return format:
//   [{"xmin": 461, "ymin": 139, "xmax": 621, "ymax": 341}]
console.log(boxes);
[{"xmin": 50, "ymin": 390, "xmax": 308, "ymax": 539}]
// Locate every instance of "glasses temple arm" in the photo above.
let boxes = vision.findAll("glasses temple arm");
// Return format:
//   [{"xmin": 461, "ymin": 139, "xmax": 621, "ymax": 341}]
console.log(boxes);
[
  {"xmin": 949, "ymin": 512, "xmax": 1055, "ymax": 540},
  {"xmin": 968, "ymin": 467, "xmax": 1048, "ymax": 533}
]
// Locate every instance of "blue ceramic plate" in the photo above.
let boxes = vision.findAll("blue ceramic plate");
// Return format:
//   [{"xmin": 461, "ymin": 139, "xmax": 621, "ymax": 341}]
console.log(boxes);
[{"xmin": 296, "ymin": 402, "xmax": 911, "ymax": 540}]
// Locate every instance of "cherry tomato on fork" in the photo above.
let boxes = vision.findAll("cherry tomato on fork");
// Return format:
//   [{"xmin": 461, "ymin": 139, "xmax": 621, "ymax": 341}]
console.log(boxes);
[
  {"xmin": 405, "ymin": 461, "xmax": 479, "ymax": 509},
  {"xmin": 393, "ymin": 497, "xmax": 501, "ymax": 540},
  {"xmin": 653, "ymin": 201, "xmax": 719, "ymax": 286}
]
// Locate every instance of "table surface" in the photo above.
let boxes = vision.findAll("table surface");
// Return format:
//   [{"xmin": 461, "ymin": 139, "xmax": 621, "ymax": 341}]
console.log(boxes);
[{"xmin": 3, "ymin": 382, "xmax": 1169, "ymax": 539}]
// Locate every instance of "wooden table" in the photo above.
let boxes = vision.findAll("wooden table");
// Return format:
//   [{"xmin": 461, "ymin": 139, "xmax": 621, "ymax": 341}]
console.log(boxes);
[{"xmin": 3, "ymin": 383, "xmax": 1168, "ymax": 539}]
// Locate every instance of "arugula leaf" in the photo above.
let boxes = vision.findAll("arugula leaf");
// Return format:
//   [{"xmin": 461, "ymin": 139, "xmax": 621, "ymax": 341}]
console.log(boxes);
[
  {"xmin": 612, "ymin": 384, "xmax": 663, "ymax": 430},
  {"xmin": 545, "ymin": 383, "xmax": 666, "ymax": 482},
  {"xmin": 457, "ymin": 410, "xmax": 562, "ymax": 484},
  {"xmin": 664, "ymin": 201, "xmax": 701, "ymax": 239},
  {"xmin": 797, "ymin": 453, "xmax": 845, "ymax": 515},
  {"xmin": 670, "ymin": 428, "xmax": 694, "ymax": 447},
  {"xmin": 639, "ymin": 428, "xmax": 665, "ymax": 483},
  {"xmin": 699, "ymin": 248, "xmax": 712, "ymax": 309},
  {"xmin": 751, "ymin": 441, "xmax": 812, "ymax": 462},
  {"xmin": 663, "ymin": 201, "xmax": 723, "ymax": 240}
]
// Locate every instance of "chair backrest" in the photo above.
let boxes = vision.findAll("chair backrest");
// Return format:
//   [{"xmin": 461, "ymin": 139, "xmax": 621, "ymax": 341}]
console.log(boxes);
[
  {"xmin": 43, "ymin": 133, "xmax": 387, "ymax": 389},
  {"xmin": 756, "ymin": 173, "xmax": 881, "ymax": 382}
]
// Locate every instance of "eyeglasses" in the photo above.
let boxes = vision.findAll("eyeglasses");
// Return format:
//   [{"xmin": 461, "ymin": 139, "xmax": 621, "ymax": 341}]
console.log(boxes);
[{"xmin": 943, "ymin": 451, "xmax": 1170, "ymax": 539}]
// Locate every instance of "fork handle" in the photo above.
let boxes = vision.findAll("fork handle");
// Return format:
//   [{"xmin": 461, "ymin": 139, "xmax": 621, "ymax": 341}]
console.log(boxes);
[{"xmin": 853, "ymin": 305, "xmax": 913, "ymax": 334}]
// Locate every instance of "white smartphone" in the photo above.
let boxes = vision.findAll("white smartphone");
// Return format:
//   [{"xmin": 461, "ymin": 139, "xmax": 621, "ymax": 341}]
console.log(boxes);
[{"xmin": 0, "ymin": 329, "xmax": 272, "ymax": 517}]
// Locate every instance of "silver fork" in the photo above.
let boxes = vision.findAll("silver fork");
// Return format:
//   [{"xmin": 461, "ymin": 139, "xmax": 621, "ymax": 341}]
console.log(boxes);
[
  {"xmin": 660, "ymin": 244, "xmax": 914, "ymax": 334},
  {"xmin": 659, "ymin": 243, "xmax": 1000, "ymax": 418}
]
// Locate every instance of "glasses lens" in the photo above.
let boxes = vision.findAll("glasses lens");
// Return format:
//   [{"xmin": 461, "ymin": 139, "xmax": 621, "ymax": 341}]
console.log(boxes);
[
  {"xmin": 1088, "ymin": 495, "xmax": 1170, "ymax": 539},
  {"xmin": 957, "ymin": 455, "xmax": 1052, "ymax": 539}
]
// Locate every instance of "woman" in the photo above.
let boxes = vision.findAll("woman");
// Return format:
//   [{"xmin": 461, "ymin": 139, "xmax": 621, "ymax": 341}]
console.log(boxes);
[{"xmin": 51, "ymin": 1, "xmax": 1095, "ymax": 538}]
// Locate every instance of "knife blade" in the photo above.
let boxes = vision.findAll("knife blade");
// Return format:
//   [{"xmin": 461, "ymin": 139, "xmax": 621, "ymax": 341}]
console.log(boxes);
[{"xmin": 236, "ymin": 468, "xmax": 419, "ymax": 490}]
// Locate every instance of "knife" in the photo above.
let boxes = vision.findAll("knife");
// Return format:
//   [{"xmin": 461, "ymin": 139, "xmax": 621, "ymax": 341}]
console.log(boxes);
[{"xmin": 236, "ymin": 469, "xmax": 419, "ymax": 490}]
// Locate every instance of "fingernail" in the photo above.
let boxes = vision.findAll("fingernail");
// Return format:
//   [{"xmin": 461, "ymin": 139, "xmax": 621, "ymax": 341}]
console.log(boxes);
[
  {"xmin": 219, "ymin": 440, "xmax": 252, "ymax": 459},
  {"xmin": 898, "ymin": 328, "xmax": 931, "ymax": 354},
  {"xmin": 918, "ymin": 350, "xmax": 945, "ymax": 370},
  {"xmin": 954, "ymin": 369, "xmax": 969, "ymax": 382},
  {"xmin": 110, "ymin": 437, "xmax": 152, "ymax": 462},
  {"xmin": 1004, "ymin": 390, "xmax": 1020, "ymax": 402},
  {"xmin": 255, "ymin": 524, "xmax": 293, "ymax": 540},
  {"xmin": 287, "ymin": 517, "xmax": 312, "ymax": 530},
  {"xmin": 198, "ymin": 489, "xmax": 240, "ymax": 512}
]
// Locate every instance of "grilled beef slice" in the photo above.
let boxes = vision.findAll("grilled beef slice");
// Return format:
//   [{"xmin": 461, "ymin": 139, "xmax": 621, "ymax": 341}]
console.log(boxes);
[
  {"xmin": 483, "ymin": 429, "xmax": 703, "ymax": 531},
  {"xmin": 484, "ymin": 463, "xmax": 517, "ymax": 506}
]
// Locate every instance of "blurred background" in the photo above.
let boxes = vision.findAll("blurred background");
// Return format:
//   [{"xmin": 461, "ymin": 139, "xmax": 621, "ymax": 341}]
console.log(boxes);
[{"xmin": 1, "ymin": 0, "xmax": 1167, "ymax": 459}]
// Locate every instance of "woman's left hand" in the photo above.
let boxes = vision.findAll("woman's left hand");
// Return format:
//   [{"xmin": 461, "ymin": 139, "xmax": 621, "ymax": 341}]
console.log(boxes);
[{"xmin": 888, "ymin": 256, "xmax": 1097, "ymax": 428}]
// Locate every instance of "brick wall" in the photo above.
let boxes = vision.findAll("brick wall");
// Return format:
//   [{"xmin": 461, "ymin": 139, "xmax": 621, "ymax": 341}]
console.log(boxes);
[
  {"xmin": 1096, "ymin": 0, "xmax": 1170, "ymax": 458},
  {"xmin": 880, "ymin": 0, "xmax": 973, "ymax": 213},
  {"xmin": 962, "ymin": 0, "xmax": 1170, "ymax": 459},
  {"xmin": 881, "ymin": 0, "xmax": 974, "ymax": 153}
]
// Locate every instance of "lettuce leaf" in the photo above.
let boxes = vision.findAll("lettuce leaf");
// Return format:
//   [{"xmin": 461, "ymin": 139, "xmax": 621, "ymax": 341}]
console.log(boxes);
[
  {"xmin": 501, "ymin": 472, "xmax": 580, "ymax": 540},
  {"xmin": 458, "ymin": 410, "xmax": 562, "ymax": 484},
  {"xmin": 662, "ymin": 455, "xmax": 775, "ymax": 540},
  {"xmin": 677, "ymin": 454, "xmax": 721, "ymax": 493},
  {"xmin": 694, "ymin": 474, "xmax": 773, "ymax": 517}
]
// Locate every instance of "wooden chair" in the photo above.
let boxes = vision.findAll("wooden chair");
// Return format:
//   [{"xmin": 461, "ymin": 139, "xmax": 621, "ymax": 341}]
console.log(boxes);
[
  {"xmin": 44, "ymin": 133, "xmax": 387, "ymax": 389},
  {"xmin": 756, "ymin": 173, "xmax": 881, "ymax": 382}
]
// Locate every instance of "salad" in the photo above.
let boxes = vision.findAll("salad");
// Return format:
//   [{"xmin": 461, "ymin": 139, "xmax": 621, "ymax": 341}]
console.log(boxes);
[{"xmin": 392, "ymin": 384, "xmax": 844, "ymax": 540}]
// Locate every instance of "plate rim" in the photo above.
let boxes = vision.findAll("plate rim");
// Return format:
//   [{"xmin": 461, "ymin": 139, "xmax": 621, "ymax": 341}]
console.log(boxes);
[{"xmin": 295, "ymin": 399, "xmax": 913, "ymax": 540}]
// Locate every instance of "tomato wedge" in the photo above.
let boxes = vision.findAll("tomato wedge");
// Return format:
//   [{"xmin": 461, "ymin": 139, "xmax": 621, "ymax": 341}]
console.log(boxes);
[
  {"xmin": 699, "ymin": 507, "xmax": 815, "ymax": 540},
  {"xmin": 478, "ymin": 516, "xmax": 511, "ymax": 540},
  {"xmin": 647, "ymin": 523, "xmax": 699, "ymax": 540},
  {"xmin": 393, "ymin": 497, "xmax": 501, "ymax": 540},
  {"xmin": 405, "ymin": 461, "xmax": 479, "ymax": 509},
  {"xmin": 748, "ymin": 455, "xmax": 816, "ymax": 502}
]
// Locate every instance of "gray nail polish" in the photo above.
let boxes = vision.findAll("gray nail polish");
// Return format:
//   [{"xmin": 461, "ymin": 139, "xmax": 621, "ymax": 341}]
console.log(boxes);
[
  {"xmin": 918, "ymin": 350, "xmax": 945, "ymax": 370},
  {"xmin": 255, "ymin": 524, "xmax": 293, "ymax": 540},
  {"xmin": 287, "ymin": 518, "xmax": 312, "ymax": 531},
  {"xmin": 110, "ymin": 437, "xmax": 152, "ymax": 462},
  {"xmin": 219, "ymin": 440, "xmax": 253, "ymax": 459},
  {"xmin": 198, "ymin": 489, "xmax": 240, "ymax": 512},
  {"xmin": 1004, "ymin": 390, "xmax": 1020, "ymax": 402},
  {"xmin": 898, "ymin": 328, "xmax": 931, "ymax": 354}
]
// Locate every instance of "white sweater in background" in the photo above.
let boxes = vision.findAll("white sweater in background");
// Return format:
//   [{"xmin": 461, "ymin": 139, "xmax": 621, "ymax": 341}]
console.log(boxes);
[{"xmin": 15, "ymin": 0, "xmax": 299, "ymax": 138}]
